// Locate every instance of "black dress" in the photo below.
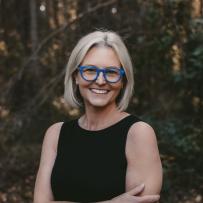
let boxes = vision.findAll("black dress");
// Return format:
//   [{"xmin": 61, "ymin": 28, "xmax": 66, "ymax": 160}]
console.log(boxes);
[{"xmin": 51, "ymin": 114, "xmax": 141, "ymax": 202}]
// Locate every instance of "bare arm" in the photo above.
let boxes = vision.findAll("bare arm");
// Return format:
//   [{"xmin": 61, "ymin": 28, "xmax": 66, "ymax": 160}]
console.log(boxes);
[
  {"xmin": 33, "ymin": 122, "xmax": 63, "ymax": 203},
  {"xmin": 125, "ymin": 121, "xmax": 163, "ymax": 195}
]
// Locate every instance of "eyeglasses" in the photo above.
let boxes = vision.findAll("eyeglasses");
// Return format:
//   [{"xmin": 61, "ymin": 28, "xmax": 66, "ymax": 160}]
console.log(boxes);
[{"xmin": 78, "ymin": 65, "xmax": 125, "ymax": 83}]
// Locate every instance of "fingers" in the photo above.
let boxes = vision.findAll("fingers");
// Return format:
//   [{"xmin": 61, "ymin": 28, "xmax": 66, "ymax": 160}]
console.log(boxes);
[
  {"xmin": 127, "ymin": 183, "xmax": 145, "ymax": 195},
  {"xmin": 127, "ymin": 184, "xmax": 160, "ymax": 202},
  {"xmin": 136, "ymin": 195, "xmax": 160, "ymax": 203}
]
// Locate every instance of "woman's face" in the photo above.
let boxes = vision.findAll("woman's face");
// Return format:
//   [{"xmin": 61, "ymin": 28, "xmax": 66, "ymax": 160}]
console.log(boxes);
[{"xmin": 75, "ymin": 46, "xmax": 124, "ymax": 110}]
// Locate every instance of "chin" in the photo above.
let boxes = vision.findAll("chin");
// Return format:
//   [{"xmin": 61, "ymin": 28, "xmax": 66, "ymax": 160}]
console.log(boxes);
[
  {"xmin": 84, "ymin": 94, "xmax": 118, "ymax": 109},
  {"xmin": 85, "ymin": 98, "xmax": 110, "ymax": 108},
  {"xmin": 89, "ymin": 102, "xmax": 109, "ymax": 108}
]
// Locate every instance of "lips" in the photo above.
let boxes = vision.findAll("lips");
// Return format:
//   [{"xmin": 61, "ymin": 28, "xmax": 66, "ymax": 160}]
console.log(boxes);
[{"xmin": 90, "ymin": 88, "xmax": 110, "ymax": 94}]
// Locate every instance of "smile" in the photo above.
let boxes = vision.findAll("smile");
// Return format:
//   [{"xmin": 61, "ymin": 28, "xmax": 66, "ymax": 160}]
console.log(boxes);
[{"xmin": 90, "ymin": 88, "xmax": 109, "ymax": 94}]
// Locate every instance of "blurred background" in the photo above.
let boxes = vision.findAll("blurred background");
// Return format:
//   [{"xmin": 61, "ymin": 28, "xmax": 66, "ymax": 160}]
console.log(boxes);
[{"xmin": 0, "ymin": 0, "xmax": 203, "ymax": 202}]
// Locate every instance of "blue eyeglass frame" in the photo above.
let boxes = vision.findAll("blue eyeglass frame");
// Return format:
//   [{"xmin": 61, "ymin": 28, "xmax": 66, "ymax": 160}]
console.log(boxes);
[{"xmin": 78, "ymin": 65, "xmax": 125, "ymax": 83}]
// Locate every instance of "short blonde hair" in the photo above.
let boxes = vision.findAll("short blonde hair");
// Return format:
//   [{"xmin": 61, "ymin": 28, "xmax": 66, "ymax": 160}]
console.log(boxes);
[{"xmin": 64, "ymin": 30, "xmax": 134, "ymax": 111}]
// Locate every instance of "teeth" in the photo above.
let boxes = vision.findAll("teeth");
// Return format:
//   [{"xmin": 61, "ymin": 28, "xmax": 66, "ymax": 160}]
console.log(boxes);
[{"xmin": 91, "ymin": 88, "xmax": 108, "ymax": 94}]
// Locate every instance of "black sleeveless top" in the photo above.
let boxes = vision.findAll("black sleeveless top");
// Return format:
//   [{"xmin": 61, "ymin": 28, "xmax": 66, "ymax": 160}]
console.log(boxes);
[{"xmin": 51, "ymin": 114, "xmax": 141, "ymax": 202}]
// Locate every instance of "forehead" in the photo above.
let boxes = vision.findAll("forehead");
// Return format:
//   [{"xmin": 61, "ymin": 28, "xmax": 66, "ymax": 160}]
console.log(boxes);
[{"xmin": 81, "ymin": 46, "xmax": 121, "ymax": 67}]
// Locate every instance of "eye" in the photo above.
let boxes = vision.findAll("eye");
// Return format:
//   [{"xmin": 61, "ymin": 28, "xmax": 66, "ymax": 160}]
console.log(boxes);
[
  {"xmin": 105, "ymin": 68, "xmax": 120, "ymax": 75},
  {"xmin": 83, "ymin": 66, "xmax": 97, "ymax": 74}
]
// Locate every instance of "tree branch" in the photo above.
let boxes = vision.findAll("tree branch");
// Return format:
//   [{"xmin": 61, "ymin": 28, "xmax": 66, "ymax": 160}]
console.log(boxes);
[
  {"xmin": 17, "ymin": 0, "xmax": 117, "ymax": 80},
  {"xmin": 0, "ymin": 0, "xmax": 117, "ymax": 102}
]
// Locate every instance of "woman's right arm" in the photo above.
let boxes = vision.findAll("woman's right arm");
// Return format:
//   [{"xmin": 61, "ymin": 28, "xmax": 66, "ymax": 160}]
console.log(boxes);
[
  {"xmin": 33, "ymin": 122, "xmax": 159, "ymax": 203},
  {"xmin": 33, "ymin": 122, "xmax": 63, "ymax": 203}
]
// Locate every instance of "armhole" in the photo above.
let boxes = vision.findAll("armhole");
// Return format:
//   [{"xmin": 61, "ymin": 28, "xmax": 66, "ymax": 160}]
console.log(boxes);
[
  {"xmin": 126, "ymin": 115, "xmax": 143, "ymax": 132},
  {"xmin": 124, "ymin": 115, "xmax": 143, "ymax": 150},
  {"xmin": 55, "ymin": 122, "xmax": 65, "ymax": 154}
]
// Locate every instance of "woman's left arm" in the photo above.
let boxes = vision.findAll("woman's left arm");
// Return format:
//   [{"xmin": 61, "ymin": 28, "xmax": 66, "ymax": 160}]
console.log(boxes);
[{"xmin": 125, "ymin": 121, "xmax": 163, "ymax": 195}]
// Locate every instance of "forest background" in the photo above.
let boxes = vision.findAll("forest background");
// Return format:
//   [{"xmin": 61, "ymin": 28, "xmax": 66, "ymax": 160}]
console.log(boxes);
[{"xmin": 0, "ymin": 0, "xmax": 203, "ymax": 202}]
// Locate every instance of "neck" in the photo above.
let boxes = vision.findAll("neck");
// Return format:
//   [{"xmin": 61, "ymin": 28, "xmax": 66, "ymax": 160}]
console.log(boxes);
[{"xmin": 80, "ymin": 103, "xmax": 127, "ymax": 131}]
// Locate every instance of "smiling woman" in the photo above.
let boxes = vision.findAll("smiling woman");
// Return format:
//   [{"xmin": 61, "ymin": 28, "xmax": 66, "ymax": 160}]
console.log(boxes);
[
  {"xmin": 74, "ymin": 46, "xmax": 124, "ymax": 110},
  {"xmin": 33, "ymin": 30, "xmax": 162, "ymax": 203},
  {"xmin": 64, "ymin": 31, "xmax": 135, "ymax": 112}
]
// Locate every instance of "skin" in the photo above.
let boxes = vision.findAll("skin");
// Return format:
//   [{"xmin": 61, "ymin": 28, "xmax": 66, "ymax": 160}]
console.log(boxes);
[{"xmin": 33, "ymin": 46, "xmax": 162, "ymax": 203}]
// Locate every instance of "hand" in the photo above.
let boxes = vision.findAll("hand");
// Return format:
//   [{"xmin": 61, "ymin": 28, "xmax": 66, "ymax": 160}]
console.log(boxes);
[{"xmin": 111, "ymin": 184, "xmax": 160, "ymax": 203}]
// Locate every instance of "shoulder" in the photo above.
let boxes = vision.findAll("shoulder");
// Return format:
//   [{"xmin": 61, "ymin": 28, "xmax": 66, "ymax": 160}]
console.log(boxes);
[
  {"xmin": 43, "ymin": 122, "xmax": 64, "ymax": 152},
  {"xmin": 45, "ymin": 122, "xmax": 64, "ymax": 136},
  {"xmin": 128, "ymin": 121, "xmax": 156, "ymax": 140},
  {"xmin": 126, "ymin": 121, "xmax": 158, "ymax": 153}
]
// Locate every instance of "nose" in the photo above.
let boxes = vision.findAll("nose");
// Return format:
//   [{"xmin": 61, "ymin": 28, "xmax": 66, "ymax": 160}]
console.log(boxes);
[{"xmin": 95, "ymin": 72, "xmax": 106, "ymax": 85}]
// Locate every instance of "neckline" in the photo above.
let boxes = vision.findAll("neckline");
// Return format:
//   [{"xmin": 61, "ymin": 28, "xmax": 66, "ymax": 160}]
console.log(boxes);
[{"xmin": 76, "ymin": 114, "xmax": 132, "ymax": 133}]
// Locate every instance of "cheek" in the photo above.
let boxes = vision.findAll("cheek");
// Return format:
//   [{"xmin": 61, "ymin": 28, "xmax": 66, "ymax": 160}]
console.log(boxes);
[
  {"xmin": 78, "ymin": 81, "xmax": 91, "ymax": 89},
  {"xmin": 77, "ymin": 81, "xmax": 91, "ymax": 96},
  {"xmin": 112, "ymin": 82, "xmax": 123, "ymax": 92},
  {"xmin": 113, "ymin": 82, "xmax": 124, "ymax": 96},
  {"xmin": 76, "ymin": 73, "xmax": 90, "ymax": 87}
]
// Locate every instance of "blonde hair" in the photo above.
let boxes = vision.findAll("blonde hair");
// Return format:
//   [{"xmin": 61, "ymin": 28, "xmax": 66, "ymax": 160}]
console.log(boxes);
[{"xmin": 64, "ymin": 30, "xmax": 134, "ymax": 111}]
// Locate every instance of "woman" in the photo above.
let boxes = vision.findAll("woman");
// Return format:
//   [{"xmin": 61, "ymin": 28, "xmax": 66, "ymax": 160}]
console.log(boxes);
[{"xmin": 34, "ymin": 30, "xmax": 162, "ymax": 203}]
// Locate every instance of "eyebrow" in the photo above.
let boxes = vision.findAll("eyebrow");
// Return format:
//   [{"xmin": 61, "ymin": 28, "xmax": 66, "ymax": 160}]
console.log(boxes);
[{"xmin": 82, "ymin": 64, "xmax": 122, "ymax": 69}]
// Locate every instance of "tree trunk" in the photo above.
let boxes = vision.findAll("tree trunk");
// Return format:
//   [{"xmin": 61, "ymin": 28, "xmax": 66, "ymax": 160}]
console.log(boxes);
[{"xmin": 30, "ymin": 0, "xmax": 39, "ymax": 77}]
